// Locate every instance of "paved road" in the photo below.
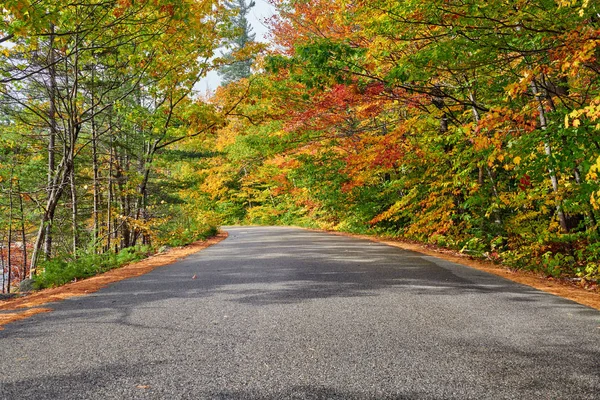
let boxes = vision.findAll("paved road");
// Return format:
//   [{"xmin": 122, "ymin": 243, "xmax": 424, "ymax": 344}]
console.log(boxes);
[{"xmin": 0, "ymin": 226, "xmax": 598, "ymax": 399}]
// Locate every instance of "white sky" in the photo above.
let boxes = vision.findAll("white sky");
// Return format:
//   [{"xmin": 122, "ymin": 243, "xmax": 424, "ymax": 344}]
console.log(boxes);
[
  {"xmin": 199, "ymin": 0, "xmax": 276, "ymax": 94},
  {"xmin": 249, "ymin": 0, "xmax": 277, "ymax": 42}
]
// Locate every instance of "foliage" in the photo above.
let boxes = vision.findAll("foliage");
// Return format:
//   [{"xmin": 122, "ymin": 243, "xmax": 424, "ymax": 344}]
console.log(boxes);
[
  {"xmin": 32, "ymin": 246, "xmax": 152, "ymax": 290},
  {"xmin": 2, "ymin": 0, "xmax": 600, "ymax": 289},
  {"xmin": 0, "ymin": 0, "xmax": 245, "ymax": 291},
  {"xmin": 154, "ymin": 206, "xmax": 220, "ymax": 247},
  {"xmin": 192, "ymin": 0, "xmax": 600, "ymax": 282}
]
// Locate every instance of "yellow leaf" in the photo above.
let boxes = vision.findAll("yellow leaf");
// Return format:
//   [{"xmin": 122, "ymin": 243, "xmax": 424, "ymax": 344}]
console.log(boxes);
[
  {"xmin": 513, "ymin": 156, "xmax": 521, "ymax": 165},
  {"xmin": 592, "ymin": 192, "xmax": 599, "ymax": 210}
]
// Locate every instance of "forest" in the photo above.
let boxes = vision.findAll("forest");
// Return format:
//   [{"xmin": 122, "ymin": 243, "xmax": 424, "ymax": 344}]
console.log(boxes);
[{"xmin": 1, "ymin": 0, "xmax": 599, "ymax": 292}]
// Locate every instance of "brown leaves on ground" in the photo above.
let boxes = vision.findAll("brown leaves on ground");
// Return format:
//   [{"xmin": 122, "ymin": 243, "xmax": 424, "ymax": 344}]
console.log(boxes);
[
  {"xmin": 0, "ymin": 308, "xmax": 53, "ymax": 329},
  {"xmin": 0, "ymin": 232, "xmax": 228, "ymax": 329},
  {"xmin": 136, "ymin": 385, "xmax": 151, "ymax": 390}
]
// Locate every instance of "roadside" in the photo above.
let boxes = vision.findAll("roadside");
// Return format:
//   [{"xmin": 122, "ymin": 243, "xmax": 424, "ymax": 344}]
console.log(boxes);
[
  {"xmin": 0, "ymin": 232, "xmax": 228, "ymax": 329},
  {"xmin": 3, "ymin": 225, "xmax": 599, "ymax": 331},
  {"xmin": 324, "ymin": 229, "xmax": 600, "ymax": 311}
]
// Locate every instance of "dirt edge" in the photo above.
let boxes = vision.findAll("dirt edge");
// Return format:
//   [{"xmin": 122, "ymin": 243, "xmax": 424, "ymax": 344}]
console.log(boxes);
[
  {"xmin": 0, "ymin": 308, "xmax": 53, "ymax": 330},
  {"xmin": 0, "ymin": 232, "xmax": 228, "ymax": 328}
]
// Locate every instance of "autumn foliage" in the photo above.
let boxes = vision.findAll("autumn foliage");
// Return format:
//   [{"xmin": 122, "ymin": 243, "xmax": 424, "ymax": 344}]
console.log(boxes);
[
  {"xmin": 0, "ymin": 0, "xmax": 232, "ymax": 291},
  {"xmin": 2, "ymin": 0, "xmax": 600, "ymax": 290},
  {"xmin": 198, "ymin": 0, "xmax": 600, "ymax": 282}
]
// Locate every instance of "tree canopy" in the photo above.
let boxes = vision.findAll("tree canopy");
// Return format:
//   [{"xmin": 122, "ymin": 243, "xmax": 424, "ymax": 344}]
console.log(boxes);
[
  {"xmin": 199, "ymin": 0, "xmax": 600, "ymax": 283},
  {"xmin": 1, "ymin": 0, "xmax": 599, "ymax": 291}
]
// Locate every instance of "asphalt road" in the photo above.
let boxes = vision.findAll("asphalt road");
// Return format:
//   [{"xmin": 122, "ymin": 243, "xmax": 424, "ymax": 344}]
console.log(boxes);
[{"xmin": 0, "ymin": 226, "xmax": 598, "ymax": 399}]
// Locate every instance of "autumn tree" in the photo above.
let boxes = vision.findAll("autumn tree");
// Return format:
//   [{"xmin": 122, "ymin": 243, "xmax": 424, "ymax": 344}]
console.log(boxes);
[
  {"xmin": 0, "ymin": 0, "xmax": 239, "ymax": 284},
  {"xmin": 196, "ymin": 0, "xmax": 600, "ymax": 282}
]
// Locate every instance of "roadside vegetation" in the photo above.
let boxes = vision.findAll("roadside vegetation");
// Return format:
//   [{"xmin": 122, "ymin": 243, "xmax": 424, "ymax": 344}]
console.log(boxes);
[
  {"xmin": 0, "ymin": 0, "xmax": 230, "ymax": 292},
  {"xmin": 1, "ymin": 0, "xmax": 599, "ymax": 292},
  {"xmin": 198, "ymin": 0, "xmax": 600, "ymax": 285}
]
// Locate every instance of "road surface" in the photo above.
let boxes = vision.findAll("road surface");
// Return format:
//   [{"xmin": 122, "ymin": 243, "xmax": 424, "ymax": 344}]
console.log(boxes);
[{"xmin": 0, "ymin": 226, "xmax": 598, "ymax": 399}]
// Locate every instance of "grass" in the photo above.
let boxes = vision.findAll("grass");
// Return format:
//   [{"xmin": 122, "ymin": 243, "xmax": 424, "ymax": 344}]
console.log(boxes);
[
  {"xmin": 32, "ymin": 223, "xmax": 220, "ymax": 290},
  {"xmin": 32, "ymin": 246, "xmax": 152, "ymax": 290}
]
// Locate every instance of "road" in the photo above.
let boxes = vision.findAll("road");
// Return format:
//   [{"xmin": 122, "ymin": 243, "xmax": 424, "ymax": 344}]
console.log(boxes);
[{"xmin": 0, "ymin": 226, "xmax": 598, "ymax": 399}]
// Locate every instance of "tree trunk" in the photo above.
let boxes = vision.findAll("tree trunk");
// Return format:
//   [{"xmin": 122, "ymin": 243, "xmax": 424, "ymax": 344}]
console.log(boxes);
[
  {"xmin": 106, "ymin": 135, "xmax": 113, "ymax": 252},
  {"xmin": 17, "ymin": 179, "xmax": 27, "ymax": 280},
  {"xmin": 469, "ymin": 89, "xmax": 500, "ymax": 222},
  {"xmin": 531, "ymin": 79, "xmax": 568, "ymax": 232},
  {"xmin": 7, "ymin": 173, "xmax": 13, "ymax": 293},
  {"xmin": 70, "ymin": 167, "xmax": 78, "ymax": 255},
  {"xmin": 91, "ymin": 68, "xmax": 100, "ymax": 251},
  {"xmin": 440, "ymin": 112, "xmax": 448, "ymax": 133},
  {"xmin": 1, "ymin": 233, "xmax": 5, "ymax": 293},
  {"xmin": 30, "ymin": 160, "xmax": 72, "ymax": 275},
  {"xmin": 69, "ymin": 31, "xmax": 81, "ymax": 255},
  {"xmin": 116, "ymin": 150, "xmax": 130, "ymax": 249},
  {"xmin": 45, "ymin": 24, "xmax": 58, "ymax": 261}
]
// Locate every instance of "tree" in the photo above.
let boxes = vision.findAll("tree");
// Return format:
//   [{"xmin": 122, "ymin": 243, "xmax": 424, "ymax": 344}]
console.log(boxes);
[
  {"xmin": 195, "ymin": 0, "xmax": 600, "ymax": 282},
  {"xmin": 0, "ymin": 0, "xmax": 238, "ymax": 281},
  {"xmin": 218, "ymin": 0, "xmax": 257, "ymax": 85}
]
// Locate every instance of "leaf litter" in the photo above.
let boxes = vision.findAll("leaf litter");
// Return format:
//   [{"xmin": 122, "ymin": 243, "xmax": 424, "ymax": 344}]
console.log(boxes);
[{"xmin": 0, "ymin": 232, "xmax": 228, "ymax": 329}]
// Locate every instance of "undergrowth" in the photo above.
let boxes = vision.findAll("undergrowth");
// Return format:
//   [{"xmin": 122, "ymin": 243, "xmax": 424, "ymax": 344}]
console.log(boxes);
[
  {"xmin": 32, "ymin": 224, "xmax": 219, "ymax": 290},
  {"xmin": 33, "ymin": 246, "xmax": 152, "ymax": 290}
]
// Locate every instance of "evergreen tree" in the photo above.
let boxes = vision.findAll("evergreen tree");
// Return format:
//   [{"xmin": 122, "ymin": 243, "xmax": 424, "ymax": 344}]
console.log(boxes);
[{"xmin": 219, "ymin": 0, "xmax": 256, "ymax": 85}]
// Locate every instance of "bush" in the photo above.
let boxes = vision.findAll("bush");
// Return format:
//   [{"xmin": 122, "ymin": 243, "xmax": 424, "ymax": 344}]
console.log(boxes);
[
  {"xmin": 155, "ymin": 209, "xmax": 220, "ymax": 247},
  {"xmin": 540, "ymin": 251, "xmax": 575, "ymax": 278},
  {"xmin": 157, "ymin": 222, "xmax": 218, "ymax": 247},
  {"xmin": 33, "ymin": 246, "xmax": 151, "ymax": 290},
  {"xmin": 31, "ymin": 217, "xmax": 220, "ymax": 290}
]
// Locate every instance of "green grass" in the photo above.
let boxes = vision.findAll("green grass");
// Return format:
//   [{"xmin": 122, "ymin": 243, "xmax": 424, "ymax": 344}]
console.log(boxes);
[
  {"xmin": 32, "ymin": 224, "xmax": 219, "ymax": 290},
  {"xmin": 32, "ymin": 246, "xmax": 152, "ymax": 290}
]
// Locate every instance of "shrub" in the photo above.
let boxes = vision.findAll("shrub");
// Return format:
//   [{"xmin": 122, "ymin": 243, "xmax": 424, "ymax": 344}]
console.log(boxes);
[{"xmin": 32, "ymin": 246, "xmax": 151, "ymax": 290}]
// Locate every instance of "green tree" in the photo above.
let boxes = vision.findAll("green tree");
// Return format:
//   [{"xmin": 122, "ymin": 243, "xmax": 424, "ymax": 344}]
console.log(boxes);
[
  {"xmin": 218, "ymin": 0, "xmax": 256, "ymax": 85},
  {"xmin": 1, "ymin": 0, "xmax": 234, "ymax": 280}
]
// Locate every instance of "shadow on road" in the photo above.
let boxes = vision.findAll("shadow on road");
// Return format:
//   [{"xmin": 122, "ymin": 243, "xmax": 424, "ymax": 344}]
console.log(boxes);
[
  {"xmin": 1, "ymin": 228, "xmax": 599, "ymax": 399},
  {"xmin": 3, "ymin": 227, "xmax": 595, "ymax": 337}
]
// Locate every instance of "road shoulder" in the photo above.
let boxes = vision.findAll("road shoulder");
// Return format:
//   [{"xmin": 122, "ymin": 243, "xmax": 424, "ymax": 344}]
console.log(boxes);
[
  {"xmin": 0, "ymin": 232, "xmax": 228, "ymax": 329},
  {"xmin": 321, "ymin": 229, "xmax": 600, "ymax": 311}
]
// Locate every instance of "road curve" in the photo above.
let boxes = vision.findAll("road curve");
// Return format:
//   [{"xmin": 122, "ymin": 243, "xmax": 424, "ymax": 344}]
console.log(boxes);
[{"xmin": 0, "ymin": 226, "xmax": 598, "ymax": 399}]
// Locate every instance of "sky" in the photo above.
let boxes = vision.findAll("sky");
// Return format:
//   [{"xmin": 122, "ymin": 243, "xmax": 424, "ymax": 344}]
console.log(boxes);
[
  {"xmin": 198, "ymin": 0, "xmax": 277, "ymax": 94},
  {"xmin": 249, "ymin": 0, "xmax": 277, "ymax": 42}
]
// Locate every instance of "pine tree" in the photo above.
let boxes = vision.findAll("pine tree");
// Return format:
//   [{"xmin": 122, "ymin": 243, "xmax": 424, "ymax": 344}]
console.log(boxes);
[{"xmin": 219, "ymin": 0, "xmax": 256, "ymax": 85}]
